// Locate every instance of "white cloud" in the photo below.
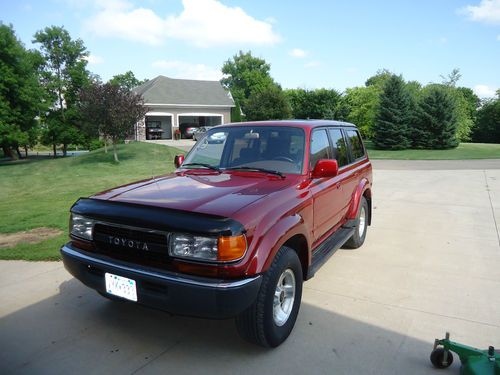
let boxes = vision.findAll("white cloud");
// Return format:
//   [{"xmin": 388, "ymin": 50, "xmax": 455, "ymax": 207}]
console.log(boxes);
[
  {"xmin": 474, "ymin": 84, "xmax": 497, "ymax": 98},
  {"xmin": 346, "ymin": 67, "xmax": 358, "ymax": 74},
  {"xmin": 497, "ymin": 34, "xmax": 500, "ymax": 40},
  {"xmin": 461, "ymin": 0, "xmax": 500, "ymax": 24},
  {"xmin": 289, "ymin": 48, "xmax": 307, "ymax": 58},
  {"xmin": 83, "ymin": 0, "xmax": 280, "ymax": 47},
  {"xmin": 152, "ymin": 60, "xmax": 222, "ymax": 80},
  {"xmin": 304, "ymin": 61, "xmax": 321, "ymax": 68},
  {"xmin": 83, "ymin": 54, "xmax": 104, "ymax": 64}
]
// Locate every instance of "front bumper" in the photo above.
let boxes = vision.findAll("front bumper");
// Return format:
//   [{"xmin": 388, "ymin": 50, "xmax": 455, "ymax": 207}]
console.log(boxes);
[{"xmin": 61, "ymin": 243, "xmax": 262, "ymax": 319}]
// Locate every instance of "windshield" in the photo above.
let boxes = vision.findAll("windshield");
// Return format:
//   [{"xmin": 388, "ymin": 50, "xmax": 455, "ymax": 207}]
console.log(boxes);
[{"xmin": 183, "ymin": 126, "xmax": 305, "ymax": 174}]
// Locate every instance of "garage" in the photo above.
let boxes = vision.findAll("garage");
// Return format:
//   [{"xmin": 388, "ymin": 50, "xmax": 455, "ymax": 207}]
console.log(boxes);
[
  {"xmin": 178, "ymin": 113, "xmax": 223, "ymax": 138},
  {"xmin": 132, "ymin": 75, "xmax": 234, "ymax": 141},
  {"xmin": 145, "ymin": 113, "xmax": 173, "ymax": 140}
]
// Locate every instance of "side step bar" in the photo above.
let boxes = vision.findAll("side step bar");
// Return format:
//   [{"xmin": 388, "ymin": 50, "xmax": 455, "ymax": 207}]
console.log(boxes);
[{"xmin": 308, "ymin": 226, "xmax": 355, "ymax": 279}]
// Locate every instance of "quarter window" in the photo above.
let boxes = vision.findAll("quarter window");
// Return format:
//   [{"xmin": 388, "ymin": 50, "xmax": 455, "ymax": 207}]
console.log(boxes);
[
  {"xmin": 310, "ymin": 130, "xmax": 331, "ymax": 168},
  {"xmin": 345, "ymin": 130, "xmax": 365, "ymax": 160},
  {"xmin": 328, "ymin": 129, "xmax": 349, "ymax": 167}
]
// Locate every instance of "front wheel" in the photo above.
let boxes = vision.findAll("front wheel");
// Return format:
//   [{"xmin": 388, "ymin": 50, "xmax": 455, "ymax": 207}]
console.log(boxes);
[
  {"xmin": 235, "ymin": 246, "xmax": 303, "ymax": 347},
  {"xmin": 344, "ymin": 196, "xmax": 369, "ymax": 249}
]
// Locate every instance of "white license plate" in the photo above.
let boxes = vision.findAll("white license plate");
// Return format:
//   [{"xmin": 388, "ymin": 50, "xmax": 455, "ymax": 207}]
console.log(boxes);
[{"xmin": 105, "ymin": 273, "xmax": 138, "ymax": 302}]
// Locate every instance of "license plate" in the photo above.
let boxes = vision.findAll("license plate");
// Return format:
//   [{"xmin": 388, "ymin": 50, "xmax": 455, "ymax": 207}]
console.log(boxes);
[{"xmin": 105, "ymin": 273, "xmax": 138, "ymax": 302}]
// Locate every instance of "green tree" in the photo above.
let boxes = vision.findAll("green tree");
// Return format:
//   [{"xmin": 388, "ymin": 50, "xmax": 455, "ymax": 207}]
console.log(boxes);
[
  {"xmin": 0, "ymin": 23, "xmax": 44, "ymax": 159},
  {"xmin": 33, "ymin": 26, "xmax": 90, "ymax": 157},
  {"xmin": 413, "ymin": 85, "xmax": 458, "ymax": 149},
  {"xmin": 365, "ymin": 69, "xmax": 393, "ymax": 89},
  {"xmin": 341, "ymin": 86, "xmax": 380, "ymax": 138},
  {"xmin": 109, "ymin": 71, "xmax": 147, "ymax": 90},
  {"xmin": 80, "ymin": 82, "xmax": 147, "ymax": 162},
  {"xmin": 472, "ymin": 94, "xmax": 500, "ymax": 143},
  {"xmin": 372, "ymin": 74, "xmax": 411, "ymax": 150},
  {"xmin": 245, "ymin": 86, "xmax": 291, "ymax": 121},
  {"xmin": 221, "ymin": 51, "xmax": 276, "ymax": 114},
  {"xmin": 285, "ymin": 88, "xmax": 341, "ymax": 120}
]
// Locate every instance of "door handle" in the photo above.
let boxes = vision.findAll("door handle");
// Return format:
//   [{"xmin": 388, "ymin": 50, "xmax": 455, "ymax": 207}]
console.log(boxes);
[{"xmin": 335, "ymin": 182, "xmax": 341, "ymax": 189}]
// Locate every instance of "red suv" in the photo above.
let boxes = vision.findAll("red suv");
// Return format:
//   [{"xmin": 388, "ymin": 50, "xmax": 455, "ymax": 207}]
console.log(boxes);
[{"xmin": 62, "ymin": 120, "xmax": 372, "ymax": 347}]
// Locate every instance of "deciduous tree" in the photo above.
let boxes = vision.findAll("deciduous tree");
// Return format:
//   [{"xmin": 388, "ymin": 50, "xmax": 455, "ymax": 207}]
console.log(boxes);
[
  {"xmin": 80, "ymin": 82, "xmax": 147, "ymax": 162},
  {"xmin": 221, "ymin": 51, "xmax": 277, "ymax": 115},
  {"xmin": 109, "ymin": 71, "xmax": 147, "ymax": 90},
  {"xmin": 0, "ymin": 23, "xmax": 44, "ymax": 159},
  {"xmin": 285, "ymin": 88, "xmax": 341, "ymax": 120},
  {"xmin": 33, "ymin": 26, "xmax": 90, "ymax": 156},
  {"xmin": 245, "ymin": 86, "xmax": 291, "ymax": 121}
]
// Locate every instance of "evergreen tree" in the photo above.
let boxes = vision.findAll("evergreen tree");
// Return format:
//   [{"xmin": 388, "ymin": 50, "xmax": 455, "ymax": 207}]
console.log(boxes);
[
  {"xmin": 372, "ymin": 74, "xmax": 411, "ymax": 150},
  {"xmin": 413, "ymin": 85, "xmax": 458, "ymax": 149}
]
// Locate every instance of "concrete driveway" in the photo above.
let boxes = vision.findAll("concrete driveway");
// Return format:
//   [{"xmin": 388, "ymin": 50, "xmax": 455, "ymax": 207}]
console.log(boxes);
[{"xmin": 1, "ymin": 162, "xmax": 500, "ymax": 375}]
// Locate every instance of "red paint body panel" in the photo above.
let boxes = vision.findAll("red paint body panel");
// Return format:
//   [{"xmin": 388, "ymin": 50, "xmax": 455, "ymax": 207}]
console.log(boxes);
[{"xmin": 84, "ymin": 120, "xmax": 372, "ymax": 279}]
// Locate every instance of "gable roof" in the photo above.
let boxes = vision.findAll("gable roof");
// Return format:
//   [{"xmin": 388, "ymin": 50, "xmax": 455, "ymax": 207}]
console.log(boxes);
[{"xmin": 133, "ymin": 75, "xmax": 234, "ymax": 107}]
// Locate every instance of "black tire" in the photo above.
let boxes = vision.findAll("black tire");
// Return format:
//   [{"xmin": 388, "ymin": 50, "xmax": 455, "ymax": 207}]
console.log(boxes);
[
  {"xmin": 430, "ymin": 348, "xmax": 454, "ymax": 369},
  {"xmin": 343, "ymin": 196, "xmax": 369, "ymax": 249},
  {"xmin": 235, "ymin": 246, "xmax": 303, "ymax": 348}
]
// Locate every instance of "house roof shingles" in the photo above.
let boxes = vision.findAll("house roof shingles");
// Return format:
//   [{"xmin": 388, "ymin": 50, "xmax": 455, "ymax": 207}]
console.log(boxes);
[{"xmin": 133, "ymin": 75, "xmax": 234, "ymax": 107}]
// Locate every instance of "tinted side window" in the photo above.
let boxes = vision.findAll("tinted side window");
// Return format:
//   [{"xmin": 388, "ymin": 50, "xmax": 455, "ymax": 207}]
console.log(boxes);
[
  {"xmin": 310, "ymin": 130, "xmax": 331, "ymax": 168},
  {"xmin": 328, "ymin": 129, "xmax": 349, "ymax": 167},
  {"xmin": 346, "ymin": 130, "xmax": 365, "ymax": 160}
]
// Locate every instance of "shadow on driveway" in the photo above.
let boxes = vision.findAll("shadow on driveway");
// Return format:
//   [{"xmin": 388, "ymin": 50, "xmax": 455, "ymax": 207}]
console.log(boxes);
[{"xmin": 0, "ymin": 278, "xmax": 451, "ymax": 375}]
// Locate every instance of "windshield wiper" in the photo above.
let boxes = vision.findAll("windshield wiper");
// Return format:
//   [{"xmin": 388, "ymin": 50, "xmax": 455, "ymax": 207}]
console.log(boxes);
[
  {"xmin": 182, "ymin": 163, "xmax": 221, "ymax": 172},
  {"xmin": 225, "ymin": 166, "xmax": 285, "ymax": 179}
]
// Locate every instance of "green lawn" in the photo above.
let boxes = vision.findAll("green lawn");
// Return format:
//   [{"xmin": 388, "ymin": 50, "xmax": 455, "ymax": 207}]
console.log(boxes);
[
  {"xmin": 366, "ymin": 142, "xmax": 500, "ymax": 160},
  {"xmin": 0, "ymin": 142, "xmax": 181, "ymax": 260}
]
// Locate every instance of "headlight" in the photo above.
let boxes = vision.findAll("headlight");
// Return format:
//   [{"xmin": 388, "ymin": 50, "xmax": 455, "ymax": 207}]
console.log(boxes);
[
  {"xmin": 169, "ymin": 233, "xmax": 247, "ymax": 262},
  {"xmin": 70, "ymin": 214, "xmax": 95, "ymax": 240}
]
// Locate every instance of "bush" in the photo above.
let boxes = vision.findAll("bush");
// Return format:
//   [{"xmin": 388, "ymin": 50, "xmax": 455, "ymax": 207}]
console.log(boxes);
[{"xmin": 88, "ymin": 139, "xmax": 105, "ymax": 151}]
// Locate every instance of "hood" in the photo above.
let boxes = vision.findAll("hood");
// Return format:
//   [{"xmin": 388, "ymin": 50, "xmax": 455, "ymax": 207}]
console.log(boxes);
[{"xmin": 91, "ymin": 171, "xmax": 298, "ymax": 218}]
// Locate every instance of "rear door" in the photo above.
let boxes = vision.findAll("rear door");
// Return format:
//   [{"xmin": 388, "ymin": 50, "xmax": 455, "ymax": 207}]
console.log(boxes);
[{"xmin": 341, "ymin": 128, "xmax": 369, "ymax": 211}]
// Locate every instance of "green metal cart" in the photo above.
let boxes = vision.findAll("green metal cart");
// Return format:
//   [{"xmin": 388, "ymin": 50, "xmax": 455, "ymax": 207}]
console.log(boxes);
[{"xmin": 430, "ymin": 332, "xmax": 500, "ymax": 374}]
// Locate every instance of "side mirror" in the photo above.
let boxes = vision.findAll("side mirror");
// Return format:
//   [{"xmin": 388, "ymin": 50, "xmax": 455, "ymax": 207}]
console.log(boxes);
[
  {"xmin": 311, "ymin": 159, "xmax": 339, "ymax": 179},
  {"xmin": 174, "ymin": 154, "xmax": 185, "ymax": 168}
]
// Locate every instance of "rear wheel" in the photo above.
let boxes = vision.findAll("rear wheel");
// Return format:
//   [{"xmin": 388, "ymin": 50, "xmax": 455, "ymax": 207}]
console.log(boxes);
[
  {"xmin": 235, "ymin": 246, "xmax": 303, "ymax": 347},
  {"xmin": 344, "ymin": 196, "xmax": 368, "ymax": 249}
]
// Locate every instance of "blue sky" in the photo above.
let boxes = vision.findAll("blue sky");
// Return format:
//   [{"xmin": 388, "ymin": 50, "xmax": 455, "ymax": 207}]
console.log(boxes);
[{"xmin": 1, "ymin": 0, "xmax": 499, "ymax": 97}]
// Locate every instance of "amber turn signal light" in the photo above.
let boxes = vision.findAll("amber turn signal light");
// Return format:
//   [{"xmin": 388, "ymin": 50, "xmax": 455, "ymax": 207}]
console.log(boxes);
[{"xmin": 217, "ymin": 235, "xmax": 247, "ymax": 261}]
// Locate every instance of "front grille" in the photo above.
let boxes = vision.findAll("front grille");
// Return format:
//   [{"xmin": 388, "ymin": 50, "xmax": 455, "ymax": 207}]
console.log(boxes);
[{"xmin": 91, "ymin": 223, "xmax": 173, "ymax": 270}]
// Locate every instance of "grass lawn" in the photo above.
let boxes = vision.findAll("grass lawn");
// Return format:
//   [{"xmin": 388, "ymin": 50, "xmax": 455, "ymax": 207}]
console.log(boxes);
[
  {"xmin": 0, "ymin": 142, "xmax": 181, "ymax": 261},
  {"xmin": 366, "ymin": 142, "xmax": 500, "ymax": 160}
]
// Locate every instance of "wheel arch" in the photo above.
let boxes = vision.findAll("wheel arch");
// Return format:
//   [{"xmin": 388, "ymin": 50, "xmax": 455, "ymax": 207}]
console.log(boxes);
[{"xmin": 347, "ymin": 178, "xmax": 372, "ymax": 225}]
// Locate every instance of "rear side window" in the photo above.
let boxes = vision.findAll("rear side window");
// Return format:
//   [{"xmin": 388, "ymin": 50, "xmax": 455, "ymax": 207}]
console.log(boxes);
[
  {"xmin": 328, "ymin": 129, "xmax": 349, "ymax": 167},
  {"xmin": 310, "ymin": 129, "xmax": 330, "ymax": 168},
  {"xmin": 345, "ymin": 130, "xmax": 365, "ymax": 160}
]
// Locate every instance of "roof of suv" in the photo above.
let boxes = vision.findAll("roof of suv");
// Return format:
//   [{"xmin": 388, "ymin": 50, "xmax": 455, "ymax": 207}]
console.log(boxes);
[{"xmin": 220, "ymin": 120, "xmax": 358, "ymax": 129}]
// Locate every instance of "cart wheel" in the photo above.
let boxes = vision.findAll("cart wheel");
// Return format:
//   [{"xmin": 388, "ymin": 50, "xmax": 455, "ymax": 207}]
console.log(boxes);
[{"xmin": 430, "ymin": 348, "xmax": 454, "ymax": 369}]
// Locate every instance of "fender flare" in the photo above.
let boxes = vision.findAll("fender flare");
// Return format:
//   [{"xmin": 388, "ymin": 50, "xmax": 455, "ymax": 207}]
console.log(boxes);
[
  {"xmin": 346, "ymin": 178, "xmax": 372, "ymax": 223},
  {"xmin": 246, "ymin": 214, "xmax": 310, "ymax": 276}
]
